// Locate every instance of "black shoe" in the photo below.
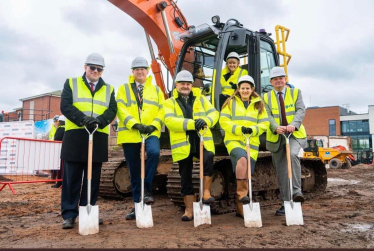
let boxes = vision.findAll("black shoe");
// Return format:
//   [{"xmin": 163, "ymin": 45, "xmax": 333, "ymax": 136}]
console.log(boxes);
[
  {"xmin": 99, "ymin": 218, "xmax": 103, "ymax": 225},
  {"xmin": 293, "ymin": 192, "xmax": 305, "ymax": 203},
  {"xmin": 125, "ymin": 208, "xmax": 136, "ymax": 220},
  {"xmin": 62, "ymin": 218, "xmax": 75, "ymax": 229},
  {"xmin": 202, "ymin": 197, "xmax": 215, "ymax": 204},
  {"xmin": 144, "ymin": 191, "xmax": 154, "ymax": 205},
  {"xmin": 239, "ymin": 196, "xmax": 250, "ymax": 205},
  {"xmin": 275, "ymin": 206, "xmax": 285, "ymax": 216},
  {"xmin": 51, "ymin": 182, "xmax": 62, "ymax": 188}
]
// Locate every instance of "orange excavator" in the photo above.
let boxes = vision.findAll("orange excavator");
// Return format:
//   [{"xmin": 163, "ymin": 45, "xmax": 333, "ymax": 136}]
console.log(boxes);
[{"xmin": 100, "ymin": 0, "xmax": 327, "ymax": 213}]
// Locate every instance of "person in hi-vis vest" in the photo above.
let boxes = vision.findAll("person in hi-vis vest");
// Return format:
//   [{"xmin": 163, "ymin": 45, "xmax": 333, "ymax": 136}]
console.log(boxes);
[
  {"xmin": 164, "ymin": 70, "xmax": 219, "ymax": 222},
  {"xmin": 263, "ymin": 66, "xmax": 307, "ymax": 216},
  {"xmin": 60, "ymin": 53, "xmax": 117, "ymax": 229},
  {"xmin": 116, "ymin": 57, "xmax": 165, "ymax": 221}
]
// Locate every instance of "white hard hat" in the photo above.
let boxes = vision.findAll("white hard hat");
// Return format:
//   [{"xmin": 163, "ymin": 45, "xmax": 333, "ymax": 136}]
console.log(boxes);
[
  {"xmin": 53, "ymin": 115, "xmax": 59, "ymax": 122},
  {"xmin": 238, "ymin": 75, "xmax": 255, "ymax": 87},
  {"xmin": 269, "ymin": 66, "xmax": 286, "ymax": 79},
  {"xmin": 175, "ymin": 70, "xmax": 194, "ymax": 83},
  {"xmin": 131, "ymin": 57, "xmax": 149, "ymax": 69},
  {"xmin": 226, "ymin": 52, "xmax": 240, "ymax": 61},
  {"xmin": 85, "ymin": 53, "xmax": 105, "ymax": 67},
  {"xmin": 58, "ymin": 115, "xmax": 66, "ymax": 122}
]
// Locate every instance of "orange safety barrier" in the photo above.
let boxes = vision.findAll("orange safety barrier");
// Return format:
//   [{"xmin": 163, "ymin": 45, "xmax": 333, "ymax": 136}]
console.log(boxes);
[{"xmin": 0, "ymin": 137, "xmax": 63, "ymax": 194}]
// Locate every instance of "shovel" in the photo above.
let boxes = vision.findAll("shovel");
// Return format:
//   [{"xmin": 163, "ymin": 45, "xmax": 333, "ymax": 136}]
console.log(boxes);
[
  {"xmin": 135, "ymin": 134, "xmax": 153, "ymax": 228},
  {"xmin": 283, "ymin": 133, "xmax": 304, "ymax": 226},
  {"xmin": 242, "ymin": 133, "xmax": 262, "ymax": 228},
  {"xmin": 79, "ymin": 125, "xmax": 99, "ymax": 236},
  {"xmin": 193, "ymin": 127, "xmax": 212, "ymax": 227}
]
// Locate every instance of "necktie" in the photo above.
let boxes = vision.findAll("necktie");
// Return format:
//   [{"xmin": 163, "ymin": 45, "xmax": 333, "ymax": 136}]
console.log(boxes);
[
  {"xmin": 182, "ymin": 96, "xmax": 188, "ymax": 104},
  {"xmin": 138, "ymin": 85, "xmax": 144, "ymax": 102},
  {"xmin": 278, "ymin": 92, "xmax": 288, "ymax": 126},
  {"xmin": 90, "ymin": 82, "xmax": 94, "ymax": 92}
]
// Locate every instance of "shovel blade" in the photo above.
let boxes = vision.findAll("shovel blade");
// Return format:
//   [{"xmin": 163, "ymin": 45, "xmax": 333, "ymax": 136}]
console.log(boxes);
[
  {"xmin": 193, "ymin": 202, "xmax": 211, "ymax": 227},
  {"xmin": 284, "ymin": 201, "xmax": 304, "ymax": 226},
  {"xmin": 135, "ymin": 202, "xmax": 153, "ymax": 228},
  {"xmin": 79, "ymin": 205, "xmax": 99, "ymax": 235},
  {"xmin": 243, "ymin": 203, "xmax": 262, "ymax": 228}
]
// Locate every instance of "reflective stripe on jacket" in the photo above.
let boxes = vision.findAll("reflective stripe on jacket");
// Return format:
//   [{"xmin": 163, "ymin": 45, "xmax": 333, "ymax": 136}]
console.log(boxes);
[
  {"xmin": 116, "ymin": 75, "xmax": 165, "ymax": 144},
  {"xmin": 219, "ymin": 95, "xmax": 269, "ymax": 161},
  {"xmin": 65, "ymin": 77, "xmax": 113, "ymax": 134},
  {"xmin": 263, "ymin": 88, "xmax": 307, "ymax": 143},
  {"xmin": 164, "ymin": 88, "xmax": 219, "ymax": 162},
  {"xmin": 221, "ymin": 66, "xmax": 248, "ymax": 96}
]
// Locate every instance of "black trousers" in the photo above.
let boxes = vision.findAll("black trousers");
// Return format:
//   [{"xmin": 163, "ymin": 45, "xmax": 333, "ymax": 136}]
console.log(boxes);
[
  {"xmin": 61, "ymin": 161, "xmax": 102, "ymax": 220},
  {"xmin": 178, "ymin": 147, "xmax": 214, "ymax": 196}
]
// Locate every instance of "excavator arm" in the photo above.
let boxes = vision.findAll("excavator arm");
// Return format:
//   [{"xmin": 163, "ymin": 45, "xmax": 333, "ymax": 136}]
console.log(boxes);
[{"xmin": 109, "ymin": 0, "xmax": 190, "ymax": 97}]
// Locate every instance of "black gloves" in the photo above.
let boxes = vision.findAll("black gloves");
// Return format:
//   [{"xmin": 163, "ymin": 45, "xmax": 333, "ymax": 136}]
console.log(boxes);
[
  {"xmin": 195, "ymin": 119, "xmax": 207, "ymax": 131},
  {"xmin": 229, "ymin": 82, "xmax": 237, "ymax": 90},
  {"xmin": 132, "ymin": 123, "xmax": 147, "ymax": 134},
  {"xmin": 144, "ymin": 125, "xmax": 157, "ymax": 135},
  {"xmin": 241, "ymin": 126, "xmax": 253, "ymax": 134},
  {"xmin": 82, "ymin": 116, "xmax": 100, "ymax": 130}
]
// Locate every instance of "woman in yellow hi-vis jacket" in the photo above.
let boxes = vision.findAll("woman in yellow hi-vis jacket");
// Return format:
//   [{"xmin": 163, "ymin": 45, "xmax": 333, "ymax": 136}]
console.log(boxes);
[
  {"xmin": 219, "ymin": 75, "xmax": 270, "ymax": 218},
  {"xmin": 164, "ymin": 70, "xmax": 219, "ymax": 222}
]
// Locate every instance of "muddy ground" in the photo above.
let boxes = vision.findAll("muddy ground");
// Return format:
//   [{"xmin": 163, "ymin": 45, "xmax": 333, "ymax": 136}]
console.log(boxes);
[{"xmin": 1, "ymin": 164, "xmax": 374, "ymax": 249}]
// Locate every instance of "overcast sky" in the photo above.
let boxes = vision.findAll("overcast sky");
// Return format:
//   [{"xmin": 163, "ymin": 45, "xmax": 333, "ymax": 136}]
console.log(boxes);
[{"xmin": 1, "ymin": 0, "xmax": 373, "ymax": 114}]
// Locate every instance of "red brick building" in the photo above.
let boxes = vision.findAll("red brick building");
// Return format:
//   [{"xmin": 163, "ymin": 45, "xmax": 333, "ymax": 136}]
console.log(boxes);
[
  {"xmin": 303, "ymin": 106, "xmax": 342, "ymax": 136},
  {"xmin": 19, "ymin": 90, "xmax": 62, "ymax": 121}
]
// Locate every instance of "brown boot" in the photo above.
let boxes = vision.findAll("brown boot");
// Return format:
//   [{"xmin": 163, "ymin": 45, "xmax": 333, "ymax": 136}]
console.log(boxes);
[
  {"xmin": 236, "ymin": 179, "xmax": 249, "ymax": 204},
  {"xmin": 235, "ymin": 196, "xmax": 244, "ymax": 218},
  {"xmin": 181, "ymin": 195, "xmax": 195, "ymax": 221},
  {"xmin": 202, "ymin": 176, "xmax": 215, "ymax": 204}
]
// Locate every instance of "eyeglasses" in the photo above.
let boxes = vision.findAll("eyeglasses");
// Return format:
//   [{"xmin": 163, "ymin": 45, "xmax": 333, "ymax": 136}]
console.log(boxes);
[{"xmin": 89, "ymin": 66, "xmax": 103, "ymax": 72}]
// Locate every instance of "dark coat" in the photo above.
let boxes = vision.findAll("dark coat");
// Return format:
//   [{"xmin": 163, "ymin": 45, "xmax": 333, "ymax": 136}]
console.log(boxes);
[
  {"xmin": 53, "ymin": 126, "xmax": 65, "ymax": 141},
  {"xmin": 60, "ymin": 73, "xmax": 117, "ymax": 162}
]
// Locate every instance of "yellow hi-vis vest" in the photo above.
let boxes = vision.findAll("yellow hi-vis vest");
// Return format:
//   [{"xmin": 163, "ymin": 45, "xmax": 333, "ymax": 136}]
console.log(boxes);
[
  {"xmin": 164, "ymin": 88, "xmax": 219, "ymax": 162},
  {"xmin": 219, "ymin": 95, "xmax": 270, "ymax": 161},
  {"xmin": 221, "ymin": 66, "xmax": 248, "ymax": 96},
  {"xmin": 65, "ymin": 77, "xmax": 113, "ymax": 134},
  {"xmin": 116, "ymin": 75, "xmax": 165, "ymax": 144},
  {"xmin": 263, "ymin": 88, "xmax": 307, "ymax": 143},
  {"xmin": 48, "ymin": 124, "xmax": 56, "ymax": 140}
]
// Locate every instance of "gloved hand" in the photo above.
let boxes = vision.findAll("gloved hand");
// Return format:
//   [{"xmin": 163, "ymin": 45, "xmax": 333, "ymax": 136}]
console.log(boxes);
[
  {"xmin": 82, "ymin": 116, "xmax": 95, "ymax": 126},
  {"xmin": 132, "ymin": 123, "xmax": 147, "ymax": 134},
  {"xmin": 241, "ymin": 126, "xmax": 253, "ymax": 134},
  {"xmin": 144, "ymin": 125, "xmax": 157, "ymax": 135},
  {"xmin": 229, "ymin": 82, "xmax": 237, "ymax": 90},
  {"xmin": 195, "ymin": 119, "xmax": 207, "ymax": 131}
]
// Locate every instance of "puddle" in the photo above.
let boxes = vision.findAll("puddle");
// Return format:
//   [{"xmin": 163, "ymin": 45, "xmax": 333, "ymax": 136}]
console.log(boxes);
[
  {"xmin": 341, "ymin": 224, "xmax": 373, "ymax": 233},
  {"xmin": 327, "ymin": 178, "xmax": 360, "ymax": 187}
]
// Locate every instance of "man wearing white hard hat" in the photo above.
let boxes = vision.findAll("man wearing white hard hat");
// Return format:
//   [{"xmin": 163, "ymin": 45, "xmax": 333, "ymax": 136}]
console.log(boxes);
[
  {"xmin": 219, "ymin": 75, "xmax": 269, "ymax": 218},
  {"xmin": 219, "ymin": 52, "xmax": 248, "ymax": 108},
  {"xmin": 263, "ymin": 66, "xmax": 307, "ymax": 216},
  {"xmin": 60, "ymin": 53, "xmax": 117, "ymax": 229},
  {"xmin": 164, "ymin": 70, "xmax": 219, "ymax": 222},
  {"xmin": 116, "ymin": 56, "xmax": 165, "ymax": 221},
  {"xmin": 51, "ymin": 115, "xmax": 66, "ymax": 189}
]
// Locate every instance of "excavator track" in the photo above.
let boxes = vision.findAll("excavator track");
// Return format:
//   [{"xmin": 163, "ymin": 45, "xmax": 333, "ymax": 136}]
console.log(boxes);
[{"xmin": 99, "ymin": 158, "xmax": 130, "ymax": 199}]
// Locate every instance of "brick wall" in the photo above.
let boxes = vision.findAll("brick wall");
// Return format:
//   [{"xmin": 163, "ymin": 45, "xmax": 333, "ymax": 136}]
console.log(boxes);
[
  {"xmin": 303, "ymin": 106, "xmax": 341, "ymax": 136},
  {"xmin": 22, "ymin": 96, "xmax": 61, "ymax": 121}
]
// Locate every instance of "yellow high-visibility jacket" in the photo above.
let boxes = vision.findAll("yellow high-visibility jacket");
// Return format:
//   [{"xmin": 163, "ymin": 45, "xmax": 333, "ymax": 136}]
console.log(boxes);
[
  {"xmin": 221, "ymin": 66, "xmax": 248, "ymax": 96},
  {"xmin": 219, "ymin": 95, "xmax": 269, "ymax": 161},
  {"xmin": 263, "ymin": 88, "xmax": 306, "ymax": 143},
  {"xmin": 164, "ymin": 88, "xmax": 219, "ymax": 162},
  {"xmin": 116, "ymin": 75, "xmax": 165, "ymax": 144},
  {"xmin": 65, "ymin": 77, "xmax": 114, "ymax": 134},
  {"xmin": 48, "ymin": 124, "xmax": 56, "ymax": 140}
]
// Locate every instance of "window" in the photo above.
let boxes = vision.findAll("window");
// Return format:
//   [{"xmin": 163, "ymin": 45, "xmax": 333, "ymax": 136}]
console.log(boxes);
[
  {"xmin": 329, "ymin": 119, "xmax": 336, "ymax": 136},
  {"xmin": 350, "ymin": 135, "xmax": 372, "ymax": 152},
  {"xmin": 341, "ymin": 120, "xmax": 370, "ymax": 134},
  {"xmin": 29, "ymin": 101, "xmax": 34, "ymax": 121},
  {"xmin": 260, "ymin": 40, "xmax": 276, "ymax": 93}
]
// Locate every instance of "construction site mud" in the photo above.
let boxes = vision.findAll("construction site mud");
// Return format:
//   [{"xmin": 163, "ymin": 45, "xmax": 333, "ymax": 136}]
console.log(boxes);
[{"xmin": 1, "ymin": 164, "xmax": 374, "ymax": 249}]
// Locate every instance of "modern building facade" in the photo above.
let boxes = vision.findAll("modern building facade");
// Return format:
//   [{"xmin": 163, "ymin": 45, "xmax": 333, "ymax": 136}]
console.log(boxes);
[{"xmin": 304, "ymin": 105, "xmax": 374, "ymax": 152}]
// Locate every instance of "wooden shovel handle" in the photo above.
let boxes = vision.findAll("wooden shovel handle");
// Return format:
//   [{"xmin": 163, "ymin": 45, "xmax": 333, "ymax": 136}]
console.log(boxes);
[
  {"xmin": 247, "ymin": 143, "xmax": 251, "ymax": 180},
  {"xmin": 141, "ymin": 141, "xmax": 145, "ymax": 179},
  {"xmin": 286, "ymin": 142, "xmax": 292, "ymax": 179},
  {"xmin": 87, "ymin": 138, "xmax": 93, "ymax": 180},
  {"xmin": 200, "ymin": 141, "xmax": 204, "ymax": 179}
]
